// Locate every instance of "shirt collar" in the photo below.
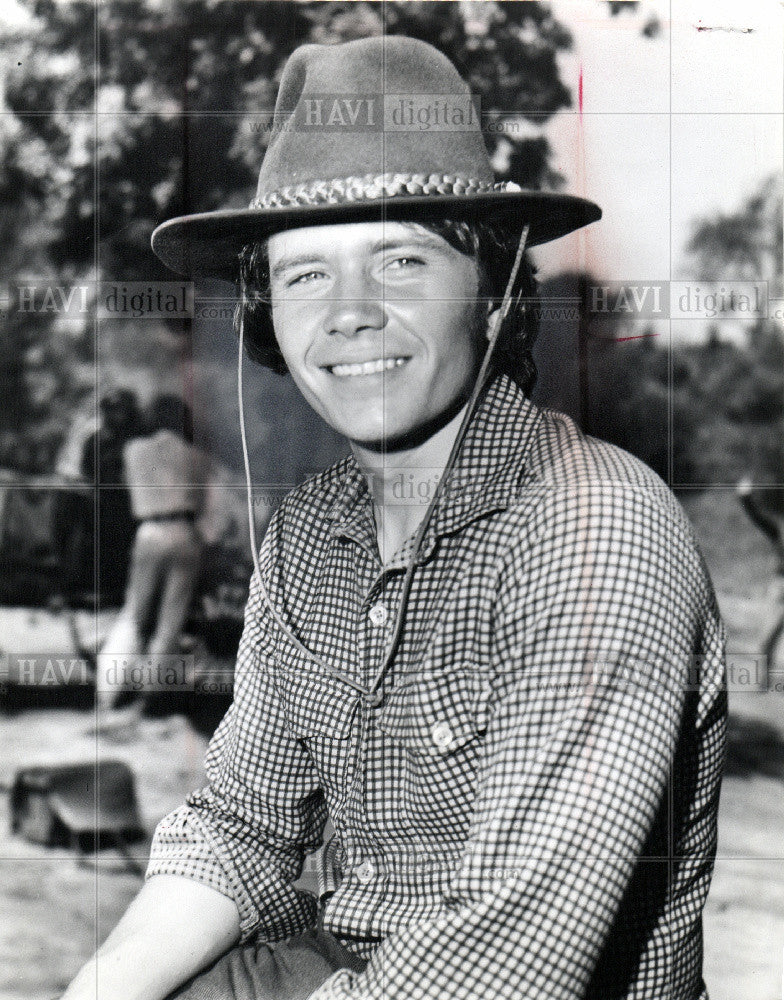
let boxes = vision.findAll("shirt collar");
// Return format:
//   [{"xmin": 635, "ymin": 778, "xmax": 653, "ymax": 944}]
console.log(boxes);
[
  {"xmin": 325, "ymin": 455, "xmax": 375, "ymax": 550},
  {"xmin": 428, "ymin": 373, "xmax": 542, "ymax": 539},
  {"xmin": 326, "ymin": 374, "xmax": 543, "ymax": 550}
]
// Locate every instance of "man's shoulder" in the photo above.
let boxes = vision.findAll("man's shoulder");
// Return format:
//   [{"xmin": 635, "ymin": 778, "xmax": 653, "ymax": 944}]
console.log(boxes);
[
  {"xmin": 502, "ymin": 404, "xmax": 720, "ymax": 610},
  {"xmin": 519, "ymin": 404, "xmax": 698, "ymax": 548},
  {"xmin": 532, "ymin": 405, "xmax": 668, "ymax": 495}
]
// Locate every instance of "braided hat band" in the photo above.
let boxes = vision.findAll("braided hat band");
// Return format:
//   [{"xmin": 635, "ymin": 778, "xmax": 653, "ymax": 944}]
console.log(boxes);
[{"xmin": 250, "ymin": 173, "xmax": 522, "ymax": 210}]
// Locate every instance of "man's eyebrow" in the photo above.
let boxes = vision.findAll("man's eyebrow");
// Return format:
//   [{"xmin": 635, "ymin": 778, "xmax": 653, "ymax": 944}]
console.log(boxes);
[
  {"xmin": 270, "ymin": 253, "xmax": 327, "ymax": 281},
  {"xmin": 370, "ymin": 234, "xmax": 449, "ymax": 255}
]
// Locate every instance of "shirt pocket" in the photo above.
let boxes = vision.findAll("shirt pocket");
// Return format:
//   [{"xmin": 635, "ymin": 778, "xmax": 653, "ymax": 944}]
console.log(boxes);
[
  {"xmin": 375, "ymin": 667, "xmax": 491, "ymax": 756},
  {"xmin": 271, "ymin": 637, "xmax": 358, "ymax": 740},
  {"xmin": 369, "ymin": 666, "xmax": 492, "ymax": 837}
]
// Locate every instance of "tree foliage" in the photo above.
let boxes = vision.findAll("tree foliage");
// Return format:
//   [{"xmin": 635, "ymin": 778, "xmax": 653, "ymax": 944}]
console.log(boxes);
[
  {"xmin": 684, "ymin": 174, "xmax": 783, "ymax": 490},
  {"xmin": 687, "ymin": 175, "xmax": 783, "ymax": 293},
  {"xmin": 535, "ymin": 229, "xmax": 783, "ymax": 492}
]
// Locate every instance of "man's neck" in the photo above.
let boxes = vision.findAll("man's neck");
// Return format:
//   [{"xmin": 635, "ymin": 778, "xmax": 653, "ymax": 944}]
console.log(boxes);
[{"xmin": 351, "ymin": 403, "xmax": 470, "ymax": 563}]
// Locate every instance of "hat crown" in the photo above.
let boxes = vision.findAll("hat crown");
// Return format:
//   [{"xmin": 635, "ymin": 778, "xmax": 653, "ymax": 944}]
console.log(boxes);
[{"xmin": 255, "ymin": 36, "xmax": 494, "ymax": 204}]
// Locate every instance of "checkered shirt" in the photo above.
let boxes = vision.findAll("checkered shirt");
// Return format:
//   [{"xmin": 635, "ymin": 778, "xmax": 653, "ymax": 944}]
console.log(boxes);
[{"xmin": 148, "ymin": 374, "xmax": 726, "ymax": 1000}]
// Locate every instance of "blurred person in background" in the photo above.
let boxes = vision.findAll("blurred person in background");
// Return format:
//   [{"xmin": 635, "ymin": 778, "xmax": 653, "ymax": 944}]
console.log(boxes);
[
  {"xmin": 52, "ymin": 388, "xmax": 140, "ymax": 603},
  {"xmin": 96, "ymin": 393, "xmax": 210, "ymax": 721},
  {"xmin": 81, "ymin": 388, "xmax": 141, "ymax": 601}
]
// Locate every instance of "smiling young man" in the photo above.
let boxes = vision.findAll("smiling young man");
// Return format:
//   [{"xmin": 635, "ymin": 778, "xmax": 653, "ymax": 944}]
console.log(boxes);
[
  {"xmin": 264, "ymin": 219, "xmax": 491, "ymax": 559},
  {"xmin": 63, "ymin": 36, "xmax": 726, "ymax": 1000}
]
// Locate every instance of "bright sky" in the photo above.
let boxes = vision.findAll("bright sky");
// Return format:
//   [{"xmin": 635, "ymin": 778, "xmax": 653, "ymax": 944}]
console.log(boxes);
[{"xmin": 533, "ymin": 0, "xmax": 784, "ymax": 301}]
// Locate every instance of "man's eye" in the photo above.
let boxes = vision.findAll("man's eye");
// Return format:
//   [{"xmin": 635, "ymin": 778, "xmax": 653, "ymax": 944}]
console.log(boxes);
[
  {"xmin": 288, "ymin": 270, "xmax": 325, "ymax": 287},
  {"xmin": 386, "ymin": 256, "xmax": 425, "ymax": 270}
]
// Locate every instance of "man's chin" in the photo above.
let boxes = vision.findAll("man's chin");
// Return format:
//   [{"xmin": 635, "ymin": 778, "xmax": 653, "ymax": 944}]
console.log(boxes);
[
  {"xmin": 350, "ymin": 427, "xmax": 424, "ymax": 454},
  {"xmin": 346, "ymin": 393, "xmax": 471, "ymax": 454}
]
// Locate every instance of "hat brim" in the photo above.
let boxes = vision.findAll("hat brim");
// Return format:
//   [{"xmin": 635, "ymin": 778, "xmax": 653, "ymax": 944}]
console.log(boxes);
[{"xmin": 151, "ymin": 191, "xmax": 601, "ymax": 280}]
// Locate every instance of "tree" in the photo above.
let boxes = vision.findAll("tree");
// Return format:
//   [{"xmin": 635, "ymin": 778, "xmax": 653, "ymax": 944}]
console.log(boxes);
[
  {"xmin": 534, "ymin": 272, "xmax": 700, "ymax": 485},
  {"xmin": 687, "ymin": 174, "xmax": 783, "ymax": 293},
  {"xmin": 605, "ymin": 1, "xmax": 661, "ymax": 39},
  {"xmin": 685, "ymin": 174, "xmax": 783, "ymax": 493}
]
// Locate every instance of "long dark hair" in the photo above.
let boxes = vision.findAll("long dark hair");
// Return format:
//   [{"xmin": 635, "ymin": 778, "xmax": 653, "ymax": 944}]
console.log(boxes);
[{"xmin": 234, "ymin": 217, "xmax": 540, "ymax": 395}]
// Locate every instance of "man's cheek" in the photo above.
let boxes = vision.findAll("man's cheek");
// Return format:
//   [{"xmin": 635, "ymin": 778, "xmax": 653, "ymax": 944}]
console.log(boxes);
[{"xmin": 272, "ymin": 312, "xmax": 305, "ymax": 367}]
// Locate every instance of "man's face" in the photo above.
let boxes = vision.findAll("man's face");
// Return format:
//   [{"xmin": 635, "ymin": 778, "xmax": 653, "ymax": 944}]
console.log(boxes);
[{"xmin": 267, "ymin": 220, "xmax": 484, "ymax": 449}]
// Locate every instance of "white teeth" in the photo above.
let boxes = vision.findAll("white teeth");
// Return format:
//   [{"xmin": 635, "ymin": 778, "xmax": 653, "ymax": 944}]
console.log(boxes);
[{"xmin": 330, "ymin": 357, "xmax": 407, "ymax": 377}]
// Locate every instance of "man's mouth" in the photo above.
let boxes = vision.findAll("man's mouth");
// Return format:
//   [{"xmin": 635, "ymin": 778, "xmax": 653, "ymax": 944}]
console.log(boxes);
[{"xmin": 327, "ymin": 356, "xmax": 409, "ymax": 378}]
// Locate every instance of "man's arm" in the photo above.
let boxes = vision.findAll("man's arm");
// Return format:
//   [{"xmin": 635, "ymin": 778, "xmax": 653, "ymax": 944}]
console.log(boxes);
[
  {"xmin": 64, "ymin": 510, "xmax": 329, "ymax": 998},
  {"xmin": 61, "ymin": 875, "xmax": 240, "ymax": 1000}
]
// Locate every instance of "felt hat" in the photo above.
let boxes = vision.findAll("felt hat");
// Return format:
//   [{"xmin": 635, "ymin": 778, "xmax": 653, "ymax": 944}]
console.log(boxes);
[{"xmin": 152, "ymin": 36, "xmax": 601, "ymax": 280}]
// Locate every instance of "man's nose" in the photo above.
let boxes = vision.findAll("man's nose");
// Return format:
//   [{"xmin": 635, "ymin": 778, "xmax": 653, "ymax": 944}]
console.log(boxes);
[{"xmin": 323, "ymin": 272, "xmax": 387, "ymax": 338}]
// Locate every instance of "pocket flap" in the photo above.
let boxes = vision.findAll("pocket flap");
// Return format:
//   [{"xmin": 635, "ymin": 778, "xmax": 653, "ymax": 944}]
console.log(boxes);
[
  {"xmin": 273, "ymin": 664, "xmax": 358, "ymax": 739},
  {"xmin": 375, "ymin": 669, "xmax": 490, "ymax": 755}
]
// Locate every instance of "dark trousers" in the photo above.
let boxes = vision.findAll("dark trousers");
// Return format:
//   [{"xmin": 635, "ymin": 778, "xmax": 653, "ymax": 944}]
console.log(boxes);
[{"xmin": 169, "ymin": 927, "xmax": 367, "ymax": 1000}]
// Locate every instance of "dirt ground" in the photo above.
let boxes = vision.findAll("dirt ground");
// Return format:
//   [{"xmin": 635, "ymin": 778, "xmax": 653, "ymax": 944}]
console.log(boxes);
[{"xmin": 2, "ymin": 488, "xmax": 783, "ymax": 999}]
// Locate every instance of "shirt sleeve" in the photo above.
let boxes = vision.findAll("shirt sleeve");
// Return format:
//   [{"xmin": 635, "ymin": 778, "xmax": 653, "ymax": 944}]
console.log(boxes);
[
  {"xmin": 309, "ymin": 483, "xmax": 725, "ymax": 1000},
  {"xmin": 146, "ymin": 544, "xmax": 329, "ymax": 943}
]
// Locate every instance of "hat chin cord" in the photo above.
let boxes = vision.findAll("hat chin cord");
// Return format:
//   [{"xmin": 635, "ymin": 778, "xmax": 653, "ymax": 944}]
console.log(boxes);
[{"xmin": 237, "ymin": 223, "xmax": 530, "ymax": 703}]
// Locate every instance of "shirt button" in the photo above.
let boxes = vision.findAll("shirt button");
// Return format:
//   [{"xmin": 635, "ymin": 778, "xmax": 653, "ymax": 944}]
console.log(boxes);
[
  {"xmin": 368, "ymin": 603, "xmax": 388, "ymax": 627},
  {"xmin": 355, "ymin": 860, "xmax": 375, "ymax": 884},
  {"xmin": 431, "ymin": 721, "xmax": 454, "ymax": 751}
]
